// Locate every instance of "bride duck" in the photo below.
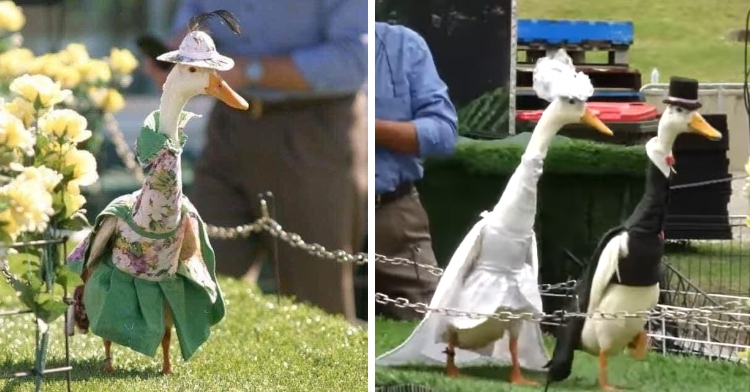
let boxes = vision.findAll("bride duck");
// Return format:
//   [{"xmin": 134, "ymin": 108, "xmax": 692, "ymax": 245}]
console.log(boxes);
[
  {"xmin": 65, "ymin": 11, "xmax": 249, "ymax": 375},
  {"xmin": 544, "ymin": 77, "xmax": 722, "ymax": 390},
  {"xmin": 376, "ymin": 49, "xmax": 614, "ymax": 385}
]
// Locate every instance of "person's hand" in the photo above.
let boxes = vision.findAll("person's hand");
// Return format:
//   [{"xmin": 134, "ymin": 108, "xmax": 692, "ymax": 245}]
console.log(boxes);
[{"xmin": 142, "ymin": 57, "xmax": 170, "ymax": 92}]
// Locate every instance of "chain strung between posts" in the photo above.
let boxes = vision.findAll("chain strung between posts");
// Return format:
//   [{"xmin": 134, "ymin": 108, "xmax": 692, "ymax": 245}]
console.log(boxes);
[
  {"xmin": 104, "ymin": 114, "xmax": 367, "ymax": 265},
  {"xmin": 374, "ymin": 293, "xmax": 750, "ymax": 330}
]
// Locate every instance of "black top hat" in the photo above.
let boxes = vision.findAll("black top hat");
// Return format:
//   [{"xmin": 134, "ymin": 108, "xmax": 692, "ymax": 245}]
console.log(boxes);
[{"xmin": 662, "ymin": 76, "xmax": 702, "ymax": 110}]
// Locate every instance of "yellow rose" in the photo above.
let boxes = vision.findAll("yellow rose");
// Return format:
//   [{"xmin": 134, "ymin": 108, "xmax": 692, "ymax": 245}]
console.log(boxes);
[
  {"xmin": 0, "ymin": 48, "xmax": 33, "ymax": 77},
  {"xmin": 38, "ymin": 109, "xmax": 91, "ymax": 143},
  {"xmin": 0, "ymin": 1, "xmax": 26, "ymax": 33},
  {"xmin": 4, "ymin": 96, "xmax": 35, "ymax": 128},
  {"xmin": 0, "ymin": 176, "xmax": 54, "ymax": 237},
  {"xmin": 103, "ymin": 89, "xmax": 125, "ymax": 113},
  {"xmin": 9, "ymin": 74, "xmax": 72, "ymax": 108},
  {"xmin": 0, "ymin": 208, "xmax": 20, "ymax": 240},
  {"xmin": 0, "ymin": 110, "xmax": 33, "ymax": 150},
  {"xmin": 64, "ymin": 180, "xmax": 86, "ymax": 213},
  {"xmin": 63, "ymin": 148, "xmax": 98, "ymax": 186},
  {"xmin": 109, "ymin": 48, "xmax": 138, "ymax": 75},
  {"xmin": 53, "ymin": 65, "xmax": 82, "ymax": 89},
  {"xmin": 77, "ymin": 59, "xmax": 111, "ymax": 84},
  {"xmin": 27, "ymin": 53, "xmax": 59, "ymax": 76},
  {"xmin": 58, "ymin": 43, "xmax": 89, "ymax": 66},
  {"xmin": 16, "ymin": 166, "xmax": 62, "ymax": 193}
]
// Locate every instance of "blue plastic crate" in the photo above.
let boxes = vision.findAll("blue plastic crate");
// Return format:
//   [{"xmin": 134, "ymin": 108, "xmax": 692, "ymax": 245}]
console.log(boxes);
[{"xmin": 518, "ymin": 19, "xmax": 633, "ymax": 46}]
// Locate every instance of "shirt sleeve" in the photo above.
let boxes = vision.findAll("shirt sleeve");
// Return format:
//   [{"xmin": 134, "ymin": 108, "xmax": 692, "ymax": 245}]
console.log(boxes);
[
  {"xmin": 169, "ymin": 0, "xmax": 205, "ymax": 39},
  {"xmin": 403, "ymin": 29, "xmax": 458, "ymax": 158},
  {"xmin": 290, "ymin": 0, "xmax": 368, "ymax": 94}
]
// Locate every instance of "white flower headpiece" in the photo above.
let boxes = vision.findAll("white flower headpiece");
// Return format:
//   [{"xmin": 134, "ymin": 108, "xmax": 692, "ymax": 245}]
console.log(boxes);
[{"xmin": 532, "ymin": 49, "xmax": 594, "ymax": 102}]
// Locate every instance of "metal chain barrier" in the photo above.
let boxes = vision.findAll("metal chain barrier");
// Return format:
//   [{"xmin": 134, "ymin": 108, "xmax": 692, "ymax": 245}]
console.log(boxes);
[
  {"xmin": 374, "ymin": 293, "xmax": 750, "ymax": 330},
  {"xmin": 103, "ymin": 114, "xmax": 367, "ymax": 264}
]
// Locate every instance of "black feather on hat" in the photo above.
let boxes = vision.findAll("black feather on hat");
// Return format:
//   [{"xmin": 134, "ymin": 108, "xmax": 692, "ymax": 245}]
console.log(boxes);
[{"xmin": 662, "ymin": 76, "xmax": 702, "ymax": 110}]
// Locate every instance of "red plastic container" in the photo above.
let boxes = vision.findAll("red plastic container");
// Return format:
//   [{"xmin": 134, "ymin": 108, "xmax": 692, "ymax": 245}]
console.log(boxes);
[{"xmin": 517, "ymin": 102, "xmax": 658, "ymax": 122}]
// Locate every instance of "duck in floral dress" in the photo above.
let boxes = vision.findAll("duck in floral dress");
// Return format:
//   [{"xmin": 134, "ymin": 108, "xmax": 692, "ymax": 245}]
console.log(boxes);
[{"xmin": 66, "ymin": 11, "xmax": 249, "ymax": 375}]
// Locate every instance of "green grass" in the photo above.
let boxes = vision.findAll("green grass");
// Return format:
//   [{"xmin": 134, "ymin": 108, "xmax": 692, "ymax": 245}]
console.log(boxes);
[
  {"xmin": 666, "ymin": 242, "xmax": 750, "ymax": 296},
  {"xmin": 375, "ymin": 318, "xmax": 750, "ymax": 392},
  {"xmin": 0, "ymin": 277, "xmax": 367, "ymax": 392},
  {"xmin": 519, "ymin": 0, "xmax": 750, "ymax": 83}
]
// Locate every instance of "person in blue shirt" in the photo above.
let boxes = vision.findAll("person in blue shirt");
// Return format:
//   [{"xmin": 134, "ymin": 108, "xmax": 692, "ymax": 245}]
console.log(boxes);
[
  {"xmin": 143, "ymin": 1, "xmax": 367, "ymax": 324},
  {"xmin": 374, "ymin": 22, "xmax": 458, "ymax": 320}
]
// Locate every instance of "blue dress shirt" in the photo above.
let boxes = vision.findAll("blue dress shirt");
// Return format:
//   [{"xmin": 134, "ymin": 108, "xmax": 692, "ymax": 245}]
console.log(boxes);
[
  {"xmin": 170, "ymin": 0, "xmax": 367, "ymax": 102},
  {"xmin": 375, "ymin": 22, "xmax": 458, "ymax": 195}
]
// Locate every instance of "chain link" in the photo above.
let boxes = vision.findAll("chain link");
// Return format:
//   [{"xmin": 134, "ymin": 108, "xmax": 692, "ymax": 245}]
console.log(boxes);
[
  {"xmin": 103, "ymin": 114, "xmax": 367, "ymax": 265},
  {"xmin": 374, "ymin": 293, "xmax": 750, "ymax": 329}
]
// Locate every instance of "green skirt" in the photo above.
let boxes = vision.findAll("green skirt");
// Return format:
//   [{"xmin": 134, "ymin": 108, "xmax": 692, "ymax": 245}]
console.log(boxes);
[{"xmin": 83, "ymin": 255, "xmax": 223, "ymax": 360}]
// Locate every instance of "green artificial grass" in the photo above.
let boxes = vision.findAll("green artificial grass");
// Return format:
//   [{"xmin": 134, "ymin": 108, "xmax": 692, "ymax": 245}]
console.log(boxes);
[
  {"xmin": 0, "ymin": 278, "xmax": 367, "ymax": 392},
  {"xmin": 374, "ymin": 318, "xmax": 750, "ymax": 392},
  {"xmin": 426, "ymin": 134, "xmax": 648, "ymax": 177}
]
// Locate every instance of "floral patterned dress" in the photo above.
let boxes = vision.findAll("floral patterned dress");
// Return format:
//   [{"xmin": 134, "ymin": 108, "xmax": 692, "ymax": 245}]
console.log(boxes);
[{"xmin": 67, "ymin": 110, "xmax": 225, "ymax": 360}]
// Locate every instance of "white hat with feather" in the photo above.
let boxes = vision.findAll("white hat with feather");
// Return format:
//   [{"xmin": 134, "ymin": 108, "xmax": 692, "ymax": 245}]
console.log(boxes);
[{"xmin": 157, "ymin": 10, "xmax": 240, "ymax": 72}]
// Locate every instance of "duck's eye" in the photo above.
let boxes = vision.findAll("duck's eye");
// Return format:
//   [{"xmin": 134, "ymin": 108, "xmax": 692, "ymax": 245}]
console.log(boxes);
[
  {"xmin": 568, "ymin": 98, "xmax": 576, "ymax": 105},
  {"xmin": 188, "ymin": 67, "xmax": 196, "ymax": 73},
  {"xmin": 674, "ymin": 107, "xmax": 683, "ymax": 113}
]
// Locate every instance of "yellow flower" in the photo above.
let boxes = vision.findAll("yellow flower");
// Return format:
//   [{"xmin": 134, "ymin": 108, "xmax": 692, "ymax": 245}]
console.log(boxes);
[
  {"xmin": 0, "ymin": 1, "xmax": 26, "ymax": 33},
  {"xmin": 0, "ymin": 175, "xmax": 55, "ymax": 239},
  {"xmin": 52, "ymin": 65, "xmax": 82, "ymax": 89},
  {"xmin": 77, "ymin": 59, "xmax": 111, "ymax": 84},
  {"xmin": 27, "ymin": 53, "xmax": 59, "ymax": 76},
  {"xmin": 58, "ymin": 43, "xmax": 89, "ymax": 66},
  {"xmin": 0, "ymin": 110, "xmax": 33, "ymax": 150},
  {"xmin": 4, "ymin": 96, "xmax": 35, "ymax": 128},
  {"xmin": 109, "ymin": 48, "xmax": 138, "ymax": 75},
  {"xmin": 0, "ymin": 48, "xmax": 34, "ymax": 77},
  {"xmin": 64, "ymin": 180, "xmax": 86, "ymax": 213},
  {"xmin": 15, "ymin": 166, "xmax": 62, "ymax": 193},
  {"xmin": 9, "ymin": 74, "xmax": 71, "ymax": 108},
  {"xmin": 103, "ymin": 89, "xmax": 125, "ymax": 113},
  {"xmin": 63, "ymin": 148, "xmax": 98, "ymax": 186},
  {"xmin": 38, "ymin": 109, "xmax": 91, "ymax": 143}
]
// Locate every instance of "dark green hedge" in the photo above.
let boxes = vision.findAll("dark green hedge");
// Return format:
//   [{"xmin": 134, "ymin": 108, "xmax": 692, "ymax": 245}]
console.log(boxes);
[{"xmin": 418, "ymin": 133, "xmax": 649, "ymax": 313}]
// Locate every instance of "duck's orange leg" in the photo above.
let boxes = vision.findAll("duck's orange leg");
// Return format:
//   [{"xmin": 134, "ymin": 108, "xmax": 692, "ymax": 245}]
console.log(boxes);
[
  {"xmin": 628, "ymin": 330, "xmax": 648, "ymax": 360},
  {"xmin": 103, "ymin": 339, "xmax": 114, "ymax": 373},
  {"xmin": 598, "ymin": 350, "xmax": 620, "ymax": 390},
  {"xmin": 161, "ymin": 327, "xmax": 173, "ymax": 375},
  {"xmin": 509, "ymin": 336, "xmax": 538, "ymax": 386},
  {"xmin": 444, "ymin": 331, "xmax": 461, "ymax": 377}
]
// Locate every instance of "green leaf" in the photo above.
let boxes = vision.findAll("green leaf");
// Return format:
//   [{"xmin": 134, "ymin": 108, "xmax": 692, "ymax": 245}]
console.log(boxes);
[
  {"xmin": 54, "ymin": 264, "xmax": 83, "ymax": 290},
  {"xmin": 7, "ymin": 252, "xmax": 41, "ymax": 275},
  {"xmin": 34, "ymin": 292, "xmax": 69, "ymax": 323},
  {"xmin": 59, "ymin": 210, "xmax": 91, "ymax": 230}
]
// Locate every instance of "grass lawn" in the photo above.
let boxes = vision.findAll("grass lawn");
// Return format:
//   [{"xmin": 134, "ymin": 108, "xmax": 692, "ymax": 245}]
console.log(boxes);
[
  {"xmin": 0, "ymin": 277, "xmax": 367, "ymax": 392},
  {"xmin": 374, "ymin": 318, "xmax": 750, "ymax": 392},
  {"xmin": 519, "ymin": 0, "xmax": 750, "ymax": 83},
  {"xmin": 665, "ymin": 241, "xmax": 750, "ymax": 296}
]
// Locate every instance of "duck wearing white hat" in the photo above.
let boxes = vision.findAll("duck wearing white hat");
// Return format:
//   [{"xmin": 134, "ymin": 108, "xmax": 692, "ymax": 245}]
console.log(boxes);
[
  {"xmin": 544, "ymin": 76, "xmax": 722, "ymax": 391},
  {"xmin": 375, "ymin": 49, "xmax": 614, "ymax": 386},
  {"xmin": 65, "ymin": 10, "xmax": 249, "ymax": 375}
]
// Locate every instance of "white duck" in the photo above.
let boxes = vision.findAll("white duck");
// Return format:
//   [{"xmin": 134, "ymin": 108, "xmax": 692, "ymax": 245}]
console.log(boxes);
[
  {"xmin": 66, "ymin": 11, "xmax": 249, "ymax": 375},
  {"xmin": 544, "ymin": 76, "xmax": 722, "ymax": 391},
  {"xmin": 375, "ymin": 49, "xmax": 613, "ymax": 386}
]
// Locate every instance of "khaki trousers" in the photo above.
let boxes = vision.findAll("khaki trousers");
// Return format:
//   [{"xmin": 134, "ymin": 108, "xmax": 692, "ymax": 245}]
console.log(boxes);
[{"xmin": 189, "ymin": 93, "xmax": 368, "ymax": 322}]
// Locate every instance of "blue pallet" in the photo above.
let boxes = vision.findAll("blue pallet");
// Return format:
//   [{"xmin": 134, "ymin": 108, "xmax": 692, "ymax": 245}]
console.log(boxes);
[
  {"xmin": 517, "ymin": 90, "xmax": 642, "ymax": 99},
  {"xmin": 518, "ymin": 19, "xmax": 633, "ymax": 46}
]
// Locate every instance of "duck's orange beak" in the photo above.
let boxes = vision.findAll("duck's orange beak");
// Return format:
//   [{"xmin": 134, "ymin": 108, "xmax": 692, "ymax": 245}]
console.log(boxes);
[
  {"xmin": 580, "ymin": 107, "xmax": 614, "ymax": 136},
  {"xmin": 207, "ymin": 73, "xmax": 249, "ymax": 110},
  {"xmin": 688, "ymin": 112, "xmax": 722, "ymax": 140}
]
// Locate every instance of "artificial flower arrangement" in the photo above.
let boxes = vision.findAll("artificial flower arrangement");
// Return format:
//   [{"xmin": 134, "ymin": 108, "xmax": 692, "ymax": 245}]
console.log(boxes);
[
  {"xmin": 0, "ymin": 0, "xmax": 138, "ymax": 156},
  {"xmin": 0, "ymin": 72, "xmax": 98, "ymax": 324}
]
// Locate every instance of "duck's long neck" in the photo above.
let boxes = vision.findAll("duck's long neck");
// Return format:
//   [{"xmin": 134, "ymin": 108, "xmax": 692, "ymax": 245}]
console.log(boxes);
[
  {"xmin": 488, "ymin": 110, "xmax": 562, "ymax": 237},
  {"xmin": 131, "ymin": 83, "xmax": 188, "ymax": 233},
  {"xmin": 158, "ymin": 83, "xmax": 191, "ymax": 144},
  {"xmin": 624, "ymin": 135, "xmax": 673, "ymax": 235}
]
